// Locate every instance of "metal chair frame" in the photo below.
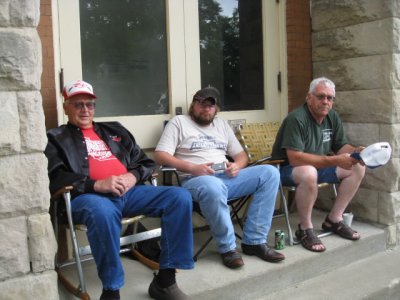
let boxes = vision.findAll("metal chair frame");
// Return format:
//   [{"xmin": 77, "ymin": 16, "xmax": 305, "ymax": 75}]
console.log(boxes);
[
  {"xmin": 236, "ymin": 122, "xmax": 294, "ymax": 245},
  {"xmin": 51, "ymin": 178, "xmax": 162, "ymax": 300},
  {"xmin": 160, "ymin": 167, "xmax": 250, "ymax": 261},
  {"xmin": 236, "ymin": 122, "xmax": 338, "ymax": 245}
]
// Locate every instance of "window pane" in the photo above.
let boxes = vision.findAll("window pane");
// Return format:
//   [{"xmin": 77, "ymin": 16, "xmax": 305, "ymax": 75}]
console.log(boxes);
[
  {"xmin": 80, "ymin": 0, "xmax": 168, "ymax": 117},
  {"xmin": 199, "ymin": 0, "xmax": 264, "ymax": 111}
]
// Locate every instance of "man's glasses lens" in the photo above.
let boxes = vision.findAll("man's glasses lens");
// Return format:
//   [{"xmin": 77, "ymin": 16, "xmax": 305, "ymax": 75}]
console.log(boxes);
[
  {"xmin": 195, "ymin": 99, "xmax": 216, "ymax": 108},
  {"xmin": 313, "ymin": 94, "xmax": 335, "ymax": 102},
  {"xmin": 71, "ymin": 101, "xmax": 96, "ymax": 110}
]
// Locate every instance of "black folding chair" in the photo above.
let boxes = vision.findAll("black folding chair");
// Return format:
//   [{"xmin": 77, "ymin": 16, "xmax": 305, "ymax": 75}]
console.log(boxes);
[{"xmin": 160, "ymin": 167, "xmax": 250, "ymax": 261}]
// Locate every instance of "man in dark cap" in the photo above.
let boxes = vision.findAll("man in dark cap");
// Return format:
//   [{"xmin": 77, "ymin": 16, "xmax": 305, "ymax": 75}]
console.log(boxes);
[{"xmin": 155, "ymin": 87, "xmax": 285, "ymax": 269}]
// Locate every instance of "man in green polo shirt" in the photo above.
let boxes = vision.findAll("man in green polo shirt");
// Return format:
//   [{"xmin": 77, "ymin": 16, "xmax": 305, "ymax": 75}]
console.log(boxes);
[{"xmin": 272, "ymin": 77, "xmax": 365, "ymax": 252}]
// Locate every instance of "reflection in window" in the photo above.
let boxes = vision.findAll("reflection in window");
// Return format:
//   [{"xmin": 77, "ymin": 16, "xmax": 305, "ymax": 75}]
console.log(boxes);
[
  {"xmin": 199, "ymin": 0, "xmax": 264, "ymax": 111},
  {"xmin": 80, "ymin": 0, "xmax": 168, "ymax": 117}
]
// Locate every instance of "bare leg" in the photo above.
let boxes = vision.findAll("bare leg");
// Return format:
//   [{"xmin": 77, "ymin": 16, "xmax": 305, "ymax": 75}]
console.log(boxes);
[
  {"xmin": 326, "ymin": 163, "xmax": 365, "ymax": 239},
  {"xmin": 292, "ymin": 166, "xmax": 325, "ymax": 251}
]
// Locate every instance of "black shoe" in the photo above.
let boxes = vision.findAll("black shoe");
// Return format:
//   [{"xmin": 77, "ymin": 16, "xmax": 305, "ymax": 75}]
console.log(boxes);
[
  {"xmin": 148, "ymin": 276, "xmax": 188, "ymax": 300},
  {"xmin": 242, "ymin": 243, "xmax": 285, "ymax": 262},
  {"xmin": 220, "ymin": 250, "xmax": 244, "ymax": 269},
  {"xmin": 99, "ymin": 289, "xmax": 120, "ymax": 300}
]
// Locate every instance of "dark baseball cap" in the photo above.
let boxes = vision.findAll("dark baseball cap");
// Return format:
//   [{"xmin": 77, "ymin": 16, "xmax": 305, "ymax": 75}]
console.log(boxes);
[{"xmin": 193, "ymin": 87, "xmax": 220, "ymax": 105}]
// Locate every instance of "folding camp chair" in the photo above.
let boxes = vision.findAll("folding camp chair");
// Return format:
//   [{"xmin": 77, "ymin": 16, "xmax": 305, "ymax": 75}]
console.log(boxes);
[
  {"xmin": 50, "ymin": 176, "xmax": 162, "ymax": 300},
  {"xmin": 160, "ymin": 167, "xmax": 250, "ymax": 261},
  {"xmin": 235, "ymin": 122, "xmax": 294, "ymax": 245},
  {"xmin": 236, "ymin": 122, "xmax": 338, "ymax": 245}
]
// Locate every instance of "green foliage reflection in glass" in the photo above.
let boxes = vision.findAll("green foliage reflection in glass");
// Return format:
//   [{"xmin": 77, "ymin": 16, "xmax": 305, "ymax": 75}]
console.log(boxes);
[
  {"xmin": 79, "ymin": 0, "xmax": 168, "ymax": 117},
  {"xmin": 199, "ymin": 0, "xmax": 264, "ymax": 111}
]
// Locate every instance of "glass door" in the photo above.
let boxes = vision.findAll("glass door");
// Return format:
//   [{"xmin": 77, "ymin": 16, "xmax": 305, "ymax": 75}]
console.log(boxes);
[{"xmin": 56, "ymin": 0, "xmax": 286, "ymax": 148}]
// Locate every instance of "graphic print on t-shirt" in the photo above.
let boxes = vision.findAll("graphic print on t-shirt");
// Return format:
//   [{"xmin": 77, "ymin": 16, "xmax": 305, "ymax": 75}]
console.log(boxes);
[
  {"xmin": 322, "ymin": 129, "xmax": 332, "ymax": 143},
  {"xmin": 85, "ymin": 136, "xmax": 115, "ymax": 161},
  {"xmin": 190, "ymin": 134, "xmax": 227, "ymax": 151},
  {"xmin": 82, "ymin": 127, "xmax": 127, "ymax": 180}
]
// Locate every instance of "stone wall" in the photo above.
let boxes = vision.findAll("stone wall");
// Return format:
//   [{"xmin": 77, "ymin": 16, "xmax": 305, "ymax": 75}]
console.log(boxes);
[
  {"xmin": 311, "ymin": 0, "xmax": 400, "ymax": 246},
  {"xmin": 0, "ymin": 1, "xmax": 58, "ymax": 299}
]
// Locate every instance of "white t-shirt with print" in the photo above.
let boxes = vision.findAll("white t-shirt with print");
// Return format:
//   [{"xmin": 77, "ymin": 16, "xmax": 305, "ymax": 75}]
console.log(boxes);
[{"xmin": 156, "ymin": 115, "xmax": 244, "ymax": 175}]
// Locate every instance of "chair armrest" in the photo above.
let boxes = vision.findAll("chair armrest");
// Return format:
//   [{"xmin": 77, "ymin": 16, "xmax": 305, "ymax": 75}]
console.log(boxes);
[
  {"xmin": 158, "ymin": 166, "xmax": 181, "ymax": 186},
  {"xmin": 248, "ymin": 156, "xmax": 285, "ymax": 167},
  {"xmin": 251, "ymin": 155, "xmax": 272, "ymax": 164},
  {"xmin": 159, "ymin": 166, "xmax": 177, "ymax": 172},
  {"xmin": 51, "ymin": 186, "xmax": 74, "ymax": 201}
]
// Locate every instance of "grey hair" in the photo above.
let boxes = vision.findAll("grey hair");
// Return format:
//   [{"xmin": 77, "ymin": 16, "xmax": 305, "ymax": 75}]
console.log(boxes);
[{"xmin": 308, "ymin": 77, "xmax": 335, "ymax": 94}]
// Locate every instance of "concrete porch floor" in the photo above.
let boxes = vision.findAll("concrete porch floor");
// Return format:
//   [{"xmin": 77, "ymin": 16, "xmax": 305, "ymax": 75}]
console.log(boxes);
[{"xmin": 58, "ymin": 209, "xmax": 390, "ymax": 300}]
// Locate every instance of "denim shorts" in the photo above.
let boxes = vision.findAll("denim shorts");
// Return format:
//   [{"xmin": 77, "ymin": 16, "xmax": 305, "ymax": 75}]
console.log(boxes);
[{"xmin": 280, "ymin": 165, "xmax": 340, "ymax": 186}]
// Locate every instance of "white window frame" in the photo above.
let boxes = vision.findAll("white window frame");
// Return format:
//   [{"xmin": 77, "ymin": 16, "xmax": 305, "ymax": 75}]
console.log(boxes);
[{"xmin": 52, "ymin": 0, "xmax": 287, "ymax": 148}]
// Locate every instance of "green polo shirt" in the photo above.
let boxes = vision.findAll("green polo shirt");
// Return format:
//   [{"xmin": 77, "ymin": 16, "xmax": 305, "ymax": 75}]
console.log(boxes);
[{"xmin": 271, "ymin": 103, "xmax": 348, "ymax": 164}]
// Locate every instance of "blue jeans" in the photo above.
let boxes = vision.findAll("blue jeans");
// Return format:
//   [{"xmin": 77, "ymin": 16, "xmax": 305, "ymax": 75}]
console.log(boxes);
[
  {"xmin": 182, "ymin": 165, "xmax": 280, "ymax": 254},
  {"xmin": 71, "ymin": 185, "xmax": 194, "ymax": 291}
]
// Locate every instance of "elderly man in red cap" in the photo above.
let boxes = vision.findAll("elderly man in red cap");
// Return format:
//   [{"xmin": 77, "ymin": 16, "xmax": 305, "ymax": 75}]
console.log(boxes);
[{"xmin": 45, "ymin": 80, "xmax": 194, "ymax": 300}]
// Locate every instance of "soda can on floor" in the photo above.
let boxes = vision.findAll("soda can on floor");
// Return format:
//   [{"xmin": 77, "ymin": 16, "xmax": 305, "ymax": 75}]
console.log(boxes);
[{"xmin": 275, "ymin": 229, "xmax": 285, "ymax": 250}]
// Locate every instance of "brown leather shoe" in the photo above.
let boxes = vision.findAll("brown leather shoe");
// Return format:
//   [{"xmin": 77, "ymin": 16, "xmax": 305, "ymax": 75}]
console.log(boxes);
[
  {"xmin": 241, "ymin": 243, "xmax": 285, "ymax": 262},
  {"xmin": 221, "ymin": 250, "xmax": 244, "ymax": 269}
]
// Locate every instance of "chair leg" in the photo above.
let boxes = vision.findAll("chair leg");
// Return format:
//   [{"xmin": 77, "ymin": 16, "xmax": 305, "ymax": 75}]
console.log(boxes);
[
  {"xmin": 279, "ymin": 183, "xmax": 294, "ymax": 246},
  {"xmin": 192, "ymin": 196, "xmax": 248, "ymax": 261},
  {"xmin": 63, "ymin": 191, "xmax": 87, "ymax": 295},
  {"xmin": 57, "ymin": 271, "xmax": 91, "ymax": 300},
  {"xmin": 317, "ymin": 183, "xmax": 338, "ymax": 239},
  {"xmin": 193, "ymin": 236, "xmax": 213, "ymax": 261},
  {"xmin": 332, "ymin": 183, "xmax": 337, "ymax": 197}
]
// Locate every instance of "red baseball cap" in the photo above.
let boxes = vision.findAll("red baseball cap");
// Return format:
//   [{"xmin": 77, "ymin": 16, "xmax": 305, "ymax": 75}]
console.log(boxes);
[{"xmin": 62, "ymin": 80, "xmax": 97, "ymax": 100}]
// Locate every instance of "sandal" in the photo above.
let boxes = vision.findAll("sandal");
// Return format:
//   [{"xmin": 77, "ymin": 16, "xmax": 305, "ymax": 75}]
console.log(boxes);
[
  {"xmin": 322, "ymin": 216, "xmax": 360, "ymax": 241},
  {"xmin": 295, "ymin": 225, "xmax": 326, "ymax": 252}
]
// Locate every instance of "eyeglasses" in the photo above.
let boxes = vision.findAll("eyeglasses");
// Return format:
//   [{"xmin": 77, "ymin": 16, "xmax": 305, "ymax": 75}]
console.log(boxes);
[
  {"xmin": 67, "ymin": 101, "xmax": 96, "ymax": 110},
  {"xmin": 194, "ymin": 99, "xmax": 216, "ymax": 108},
  {"xmin": 312, "ymin": 93, "xmax": 335, "ymax": 102}
]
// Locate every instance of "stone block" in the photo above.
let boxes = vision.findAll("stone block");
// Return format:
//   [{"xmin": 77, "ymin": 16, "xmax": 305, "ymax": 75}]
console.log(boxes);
[
  {"xmin": 0, "ymin": 0, "xmax": 40, "ymax": 27},
  {"xmin": 0, "ymin": 92, "xmax": 20, "ymax": 155},
  {"xmin": 386, "ymin": 224, "xmax": 397, "ymax": 246},
  {"xmin": 18, "ymin": 91, "xmax": 47, "ymax": 153},
  {"xmin": 313, "ymin": 19, "xmax": 400, "ymax": 61},
  {"xmin": 0, "ymin": 28, "xmax": 42, "ymax": 90},
  {"xmin": 343, "ymin": 122, "xmax": 379, "ymax": 146},
  {"xmin": 378, "ymin": 191, "xmax": 399, "ymax": 225},
  {"xmin": 347, "ymin": 187, "xmax": 378, "ymax": 222},
  {"xmin": 28, "ymin": 214, "xmax": 57, "ymax": 273},
  {"xmin": 334, "ymin": 89, "xmax": 398, "ymax": 124},
  {"xmin": 312, "ymin": 0, "xmax": 400, "ymax": 31},
  {"xmin": 0, "ymin": 272, "xmax": 58, "ymax": 300},
  {"xmin": 387, "ymin": 124, "xmax": 400, "ymax": 158},
  {"xmin": 0, "ymin": 153, "xmax": 50, "ymax": 217},
  {"xmin": 362, "ymin": 159, "xmax": 399, "ymax": 192},
  {"xmin": 397, "ymin": 223, "xmax": 400, "ymax": 245},
  {"xmin": 314, "ymin": 54, "xmax": 400, "ymax": 91},
  {"xmin": 0, "ymin": 217, "xmax": 30, "ymax": 281}
]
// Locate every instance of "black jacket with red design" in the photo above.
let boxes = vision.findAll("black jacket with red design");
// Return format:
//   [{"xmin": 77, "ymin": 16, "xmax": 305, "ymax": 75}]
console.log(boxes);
[{"xmin": 45, "ymin": 121, "xmax": 155, "ymax": 199}]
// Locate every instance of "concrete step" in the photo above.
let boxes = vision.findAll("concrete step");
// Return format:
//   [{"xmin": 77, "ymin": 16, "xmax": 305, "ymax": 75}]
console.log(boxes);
[
  {"xmin": 265, "ymin": 248, "xmax": 400, "ymax": 300},
  {"xmin": 58, "ymin": 209, "xmax": 388, "ymax": 300}
]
